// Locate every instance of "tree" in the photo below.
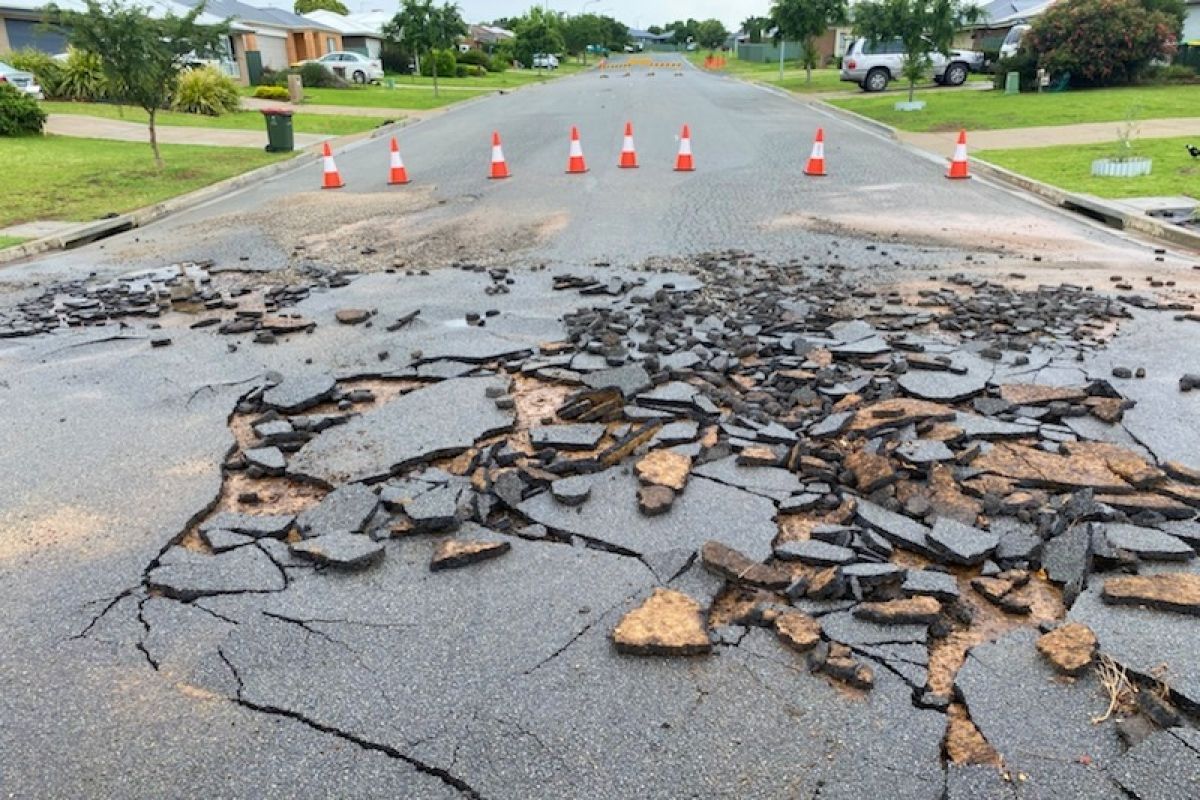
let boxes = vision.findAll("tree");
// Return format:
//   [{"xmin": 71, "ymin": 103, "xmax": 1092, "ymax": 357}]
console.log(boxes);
[
  {"xmin": 667, "ymin": 18, "xmax": 699, "ymax": 45},
  {"xmin": 853, "ymin": 0, "xmax": 980, "ymax": 102},
  {"xmin": 512, "ymin": 6, "xmax": 565, "ymax": 69},
  {"xmin": 47, "ymin": 0, "xmax": 228, "ymax": 167},
  {"xmin": 694, "ymin": 18, "xmax": 729, "ymax": 51},
  {"xmin": 741, "ymin": 15, "xmax": 772, "ymax": 43},
  {"xmin": 383, "ymin": 0, "xmax": 466, "ymax": 97},
  {"xmin": 563, "ymin": 13, "xmax": 605, "ymax": 62},
  {"xmin": 1027, "ymin": 0, "xmax": 1181, "ymax": 86},
  {"xmin": 770, "ymin": 0, "xmax": 848, "ymax": 83},
  {"xmin": 647, "ymin": 24, "xmax": 663, "ymax": 34},
  {"xmin": 294, "ymin": 0, "xmax": 348, "ymax": 15}
]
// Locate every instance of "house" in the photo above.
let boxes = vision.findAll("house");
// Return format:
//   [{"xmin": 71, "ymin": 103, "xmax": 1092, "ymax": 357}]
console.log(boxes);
[
  {"xmin": 733, "ymin": 25, "xmax": 854, "ymax": 65},
  {"xmin": 959, "ymin": 0, "xmax": 1056, "ymax": 52},
  {"xmin": 463, "ymin": 23, "xmax": 514, "ymax": 52},
  {"xmin": 1186, "ymin": 0, "xmax": 1200, "ymax": 45},
  {"xmin": 627, "ymin": 28, "xmax": 673, "ymax": 50},
  {"xmin": 0, "ymin": 0, "xmax": 252, "ymax": 79},
  {"xmin": 303, "ymin": 8, "xmax": 385, "ymax": 58},
  {"xmin": 176, "ymin": 0, "xmax": 341, "ymax": 71}
]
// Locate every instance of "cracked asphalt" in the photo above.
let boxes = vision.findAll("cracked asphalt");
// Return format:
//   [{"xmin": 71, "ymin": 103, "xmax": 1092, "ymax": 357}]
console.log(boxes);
[{"xmin": 3, "ymin": 54, "xmax": 1200, "ymax": 799}]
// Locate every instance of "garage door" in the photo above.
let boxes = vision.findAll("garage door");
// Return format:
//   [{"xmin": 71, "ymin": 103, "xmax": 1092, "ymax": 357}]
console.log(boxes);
[{"xmin": 256, "ymin": 34, "xmax": 289, "ymax": 71}]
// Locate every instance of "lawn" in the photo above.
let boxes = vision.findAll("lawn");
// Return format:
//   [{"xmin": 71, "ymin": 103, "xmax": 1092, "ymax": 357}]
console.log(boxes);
[
  {"xmin": 976, "ymin": 137, "xmax": 1200, "ymax": 199},
  {"xmin": 270, "ymin": 84, "xmax": 492, "ymax": 110},
  {"xmin": 687, "ymin": 52, "xmax": 846, "ymax": 92},
  {"xmin": 40, "ymin": 101, "xmax": 384, "ymax": 135},
  {"xmin": 829, "ymin": 84, "xmax": 1200, "ymax": 132},
  {"xmin": 383, "ymin": 62, "xmax": 587, "ymax": 88},
  {"xmin": 0, "ymin": 235, "xmax": 27, "ymax": 250},
  {"xmin": 0, "ymin": 135, "xmax": 287, "ymax": 227}
]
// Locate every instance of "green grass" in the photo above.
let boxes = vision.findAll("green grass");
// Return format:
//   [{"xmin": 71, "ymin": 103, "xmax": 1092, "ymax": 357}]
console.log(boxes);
[
  {"xmin": 977, "ymin": 137, "xmax": 1200, "ymax": 199},
  {"xmin": 40, "ymin": 102, "xmax": 384, "ymax": 135},
  {"xmin": 0, "ymin": 235, "xmax": 27, "ymax": 250},
  {"xmin": 383, "ymin": 62, "xmax": 586, "ymax": 88},
  {"xmin": 263, "ymin": 84, "xmax": 491, "ymax": 109},
  {"xmin": 0, "ymin": 135, "xmax": 286, "ymax": 227},
  {"xmin": 684, "ymin": 50, "xmax": 989, "ymax": 93},
  {"xmin": 829, "ymin": 84, "xmax": 1200, "ymax": 132}
]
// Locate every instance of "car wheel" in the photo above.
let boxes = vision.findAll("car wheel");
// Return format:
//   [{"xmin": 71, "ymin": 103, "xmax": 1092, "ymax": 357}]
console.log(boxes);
[
  {"xmin": 352, "ymin": 70, "xmax": 366, "ymax": 84},
  {"xmin": 944, "ymin": 63, "xmax": 967, "ymax": 86},
  {"xmin": 864, "ymin": 68, "xmax": 889, "ymax": 92}
]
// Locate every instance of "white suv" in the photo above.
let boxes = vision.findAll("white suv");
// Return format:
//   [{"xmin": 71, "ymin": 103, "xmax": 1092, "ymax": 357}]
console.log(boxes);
[{"xmin": 840, "ymin": 38, "xmax": 982, "ymax": 92}]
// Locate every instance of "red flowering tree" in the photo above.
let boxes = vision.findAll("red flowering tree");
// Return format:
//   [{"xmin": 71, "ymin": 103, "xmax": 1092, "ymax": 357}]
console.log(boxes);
[{"xmin": 1027, "ymin": 0, "xmax": 1181, "ymax": 86}]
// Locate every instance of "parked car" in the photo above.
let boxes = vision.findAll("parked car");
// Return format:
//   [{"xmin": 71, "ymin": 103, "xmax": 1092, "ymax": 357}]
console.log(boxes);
[
  {"xmin": 531, "ymin": 53, "xmax": 559, "ymax": 69},
  {"xmin": 999, "ymin": 24, "xmax": 1031, "ymax": 60},
  {"xmin": 301, "ymin": 51, "xmax": 384, "ymax": 84},
  {"xmin": 0, "ymin": 61, "xmax": 44, "ymax": 100},
  {"xmin": 840, "ymin": 37, "xmax": 983, "ymax": 92}
]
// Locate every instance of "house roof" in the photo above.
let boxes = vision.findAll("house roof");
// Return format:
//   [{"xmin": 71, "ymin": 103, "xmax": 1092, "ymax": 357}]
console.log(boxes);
[
  {"xmin": 973, "ymin": 0, "xmax": 1056, "ymax": 26},
  {"xmin": 628, "ymin": 28, "xmax": 673, "ymax": 41},
  {"xmin": 175, "ymin": 0, "xmax": 337, "ymax": 31},
  {"xmin": 2, "ymin": 0, "xmax": 244, "ymax": 27},
  {"xmin": 303, "ymin": 8, "xmax": 375, "ymax": 36}
]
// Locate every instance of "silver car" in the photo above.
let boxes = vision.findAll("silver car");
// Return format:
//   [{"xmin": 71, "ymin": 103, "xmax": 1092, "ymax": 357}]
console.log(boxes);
[
  {"xmin": 840, "ymin": 38, "xmax": 981, "ymax": 92},
  {"xmin": 0, "ymin": 61, "xmax": 44, "ymax": 100},
  {"xmin": 304, "ymin": 51, "xmax": 384, "ymax": 84}
]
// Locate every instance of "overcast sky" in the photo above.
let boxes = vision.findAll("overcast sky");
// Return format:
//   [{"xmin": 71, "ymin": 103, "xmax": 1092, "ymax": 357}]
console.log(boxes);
[{"xmin": 344, "ymin": 1, "xmax": 770, "ymax": 31}]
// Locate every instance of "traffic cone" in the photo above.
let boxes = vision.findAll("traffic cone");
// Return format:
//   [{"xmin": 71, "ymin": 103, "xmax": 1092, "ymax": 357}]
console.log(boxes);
[
  {"xmin": 674, "ymin": 124, "xmax": 694, "ymax": 171},
  {"xmin": 387, "ymin": 137, "xmax": 409, "ymax": 185},
  {"xmin": 947, "ymin": 129, "xmax": 970, "ymax": 179},
  {"xmin": 804, "ymin": 128, "xmax": 827, "ymax": 177},
  {"xmin": 489, "ymin": 130, "xmax": 509, "ymax": 180},
  {"xmin": 618, "ymin": 121, "xmax": 638, "ymax": 168},
  {"xmin": 566, "ymin": 126, "xmax": 588, "ymax": 174},
  {"xmin": 321, "ymin": 142, "xmax": 343, "ymax": 189}
]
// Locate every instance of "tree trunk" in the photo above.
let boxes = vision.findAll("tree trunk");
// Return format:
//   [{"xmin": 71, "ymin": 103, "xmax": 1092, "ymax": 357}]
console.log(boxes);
[
  {"xmin": 148, "ymin": 107, "xmax": 163, "ymax": 169},
  {"xmin": 432, "ymin": 52, "xmax": 439, "ymax": 98},
  {"xmin": 909, "ymin": 78, "xmax": 915, "ymax": 103}
]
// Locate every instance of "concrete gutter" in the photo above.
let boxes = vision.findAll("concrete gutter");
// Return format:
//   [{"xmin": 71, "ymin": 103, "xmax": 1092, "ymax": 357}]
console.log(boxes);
[
  {"xmin": 816, "ymin": 99, "xmax": 1200, "ymax": 255},
  {"xmin": 0, "ymin": 75, "xmax": 564, "ymax": 267}
]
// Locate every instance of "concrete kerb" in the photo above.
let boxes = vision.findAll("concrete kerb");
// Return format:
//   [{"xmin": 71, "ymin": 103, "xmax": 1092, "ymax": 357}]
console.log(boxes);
[
  {"xmin": 815, "ymin": 98, "xmax": 1200, "ymax": 255},
  {"xmin": 0, "ymin": 80, "xmax": 552, "ymax": 268}
]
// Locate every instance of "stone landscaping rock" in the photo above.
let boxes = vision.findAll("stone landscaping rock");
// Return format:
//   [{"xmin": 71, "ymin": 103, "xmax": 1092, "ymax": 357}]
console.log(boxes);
[
  {"xmin": 1035, "ymin": 622, "xmax": 1097, "ymax": 676},
  {"xmin": 429, "ymin": 537, "xmax": 511, "ymax": 571},
  {"xmin": 290, "ymin": 531, "xmax": 384, "ymax": 570},
  {"xmin": 611, "ymin": 588, "xmax": 711, "ymax": 656}
]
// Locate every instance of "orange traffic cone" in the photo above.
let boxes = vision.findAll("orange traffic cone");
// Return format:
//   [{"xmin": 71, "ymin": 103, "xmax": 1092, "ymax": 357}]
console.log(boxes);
[
  {"xmin": 674, "ymin": 124, "xmax": 694, "ymax": 171},
  {"xmin": 387, "ymin": 137, "xmax": 409, "ymax": 185},
  {"xmin": 321, "ymin": 142, "xmax": 343, "ymax": 189},
  {"xmin": 618, "ymin": 121, "xmax": 638, "ymax": 168},
  {"xmin": 947, "ymin": 129, "xmax": 970, "ymax": 179},
  {"xmin": 489, "ymin": 130, "xmax": 509, "ymax": 179},
  {"xmin": 566, "ymin": 126, "xmax": 588, "ymax": 174},
  {"xmin": 804, "ymin": 128, "xmax": 827, "ymax": 177}
]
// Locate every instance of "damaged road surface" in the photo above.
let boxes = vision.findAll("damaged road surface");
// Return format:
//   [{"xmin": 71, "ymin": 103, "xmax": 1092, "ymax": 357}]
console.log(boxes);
[{"xmin": 6, "ymin": 57, "xmax": 1200, "ymax": 800}]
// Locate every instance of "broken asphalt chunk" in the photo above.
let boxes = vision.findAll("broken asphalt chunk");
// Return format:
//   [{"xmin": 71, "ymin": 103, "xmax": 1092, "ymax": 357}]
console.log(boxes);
[
  {"xmin": 773, "ymin": 610, "xmax": 822, "ymax": 653},
  {"xmin": 146, "ymin": 545, "xmax": 286, "ymax": 601},
  {"xmin": 261, "ymin": 373, "xmax": 337, "ymax": 414},
  {"xmin": 611, "ymin": 588, "xmax": 712, "ymax": 656},
  {"xmin": 853, "ymin": 596, "xmax": 941, "ymax": 625},
  {"xmin": 926, "ymin": 518, "xmax": 999, "ymax": 566},
  {"xmin": 701, "ymin": 541, "xmax": 791, "ymax": 590},
  {"xmin": 634, "ymin": 449, "xmax": 691, "ymax": 492},
  {"xmin": 429, "ymin": 536, "xmax": 511, "ymax": 571},
  {"xmin": 200, "ymin": 512, "xmax": 293, "ymax": 539},
  {"xmin": 296, "ymin": 483, "xmax": 379, "ymax": 537},
  {"xmin": 289, "ymin": 530, "xmax": 385, "ymax": 570},
  {"xmin": 1035, "ymin": 622, "xmax": 1097, "ymax": 676},
  {"xmin": 1103, "ymin": 523, "xmax": 1195, "ymax": 561},
  {"xmin": 1102, "ymin": 572, "xmax": 1200, "ymax": 615}
]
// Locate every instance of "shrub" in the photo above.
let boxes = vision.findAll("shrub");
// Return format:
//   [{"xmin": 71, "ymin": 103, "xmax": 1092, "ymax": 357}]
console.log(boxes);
[
  {"xmin": 1143, "ymin": 63, "xmax": 1199, "ymax": 83},
  {"xmin": 253, "ymin": 84, "xmax": 290, "ymax": 100},
  {"xmin": 419, "ymin": 48, "xmax": 457, "ymax": 77},
  {"xmin": 456, "ymin": 48, "xmax": 489, "ymax": 66},
  {"xmin": 0, "ymin": 82, "xmax": 46, "ymax": 136},
  {"xmin": 488, "ymin": 55, "xmax": 510, "ymax": 73},
  {"xmin": 7, "ymin": 48, "xmax": 63, "ymax": 96},
  {"xmin": 297, "ymin": 61, "xmax": 347, "ymax": 88},
  {"xmin": 259, "ymin": 67, "xmax": 290, "ymax": 87},
  {"xmin": 55, "ymin": 48, "xmax": 107, "ymax": 101},
  {"xmin": 992, "ymin": 50, "xmax": 1040, "ymax": 90},
  {"xmin": 1027, "ymin": 0, "xmax": 1180, "ymax": 86},
  {"xmin": 172, "ymin": 65, "xmax": 241, "ymax": 115}
]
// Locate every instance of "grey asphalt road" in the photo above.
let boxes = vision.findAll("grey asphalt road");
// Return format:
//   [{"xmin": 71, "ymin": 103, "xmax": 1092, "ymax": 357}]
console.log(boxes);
[{"xmin": 2, "ymin": 53, "xmax": 1198, "ymax": 799}]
